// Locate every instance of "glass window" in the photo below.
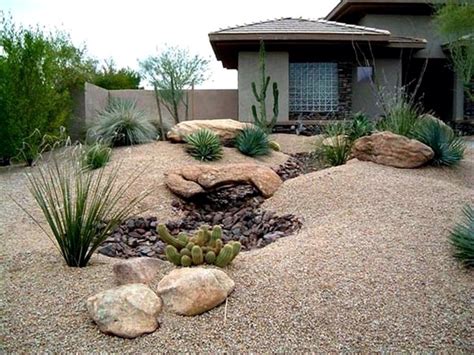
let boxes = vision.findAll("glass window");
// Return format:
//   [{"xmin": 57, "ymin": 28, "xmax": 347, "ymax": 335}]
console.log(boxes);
[
  {"xmin": 357, "ymin": 66, "xmax": 373, "ymax": 83},
  {"xmin": 289, "ymin": 62, "xmax": 338, "ymax": 113}
]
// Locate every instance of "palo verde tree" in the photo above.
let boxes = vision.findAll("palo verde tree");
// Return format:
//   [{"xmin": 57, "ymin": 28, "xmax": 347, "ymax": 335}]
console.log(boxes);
[
  {"xmin": 435, "ymin": 0, "xmax": 474, "ymax": 100},
  {"xmin": 139, "ymin": 46, "xmax": 209, "ymax": 137},
  {"xmin": 251, "ymin": 40, "xmax": 279, "ymax": 133}
]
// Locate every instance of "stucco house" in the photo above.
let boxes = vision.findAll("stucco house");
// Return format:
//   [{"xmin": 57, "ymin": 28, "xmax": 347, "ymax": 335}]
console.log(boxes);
[{"xmin": 209, "ymin": 0, "xmax": 472, "ymax": 128}]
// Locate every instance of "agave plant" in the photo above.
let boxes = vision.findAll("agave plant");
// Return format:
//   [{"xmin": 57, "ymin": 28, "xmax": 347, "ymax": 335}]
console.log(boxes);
[
  {"xmin": 81, "ymin": 142, "xmax": 112, "ymax": 170},
  {"xmin": 19, "ymin": 154, "xmax": 148, "ymax": 267},
  {"xmin": 449, "ymin": 205, "xmax": 474, "ymax": 267},
  {"xmin": 90, "ymin": 99, "xmax": 157, "ymax": 146},
  {"xmin": 349, "ymin": 112, "xmax": 373, "ymax": 141},
  {"xmin": 413, "ymin": 118, "xmax": 465, "ymax": 166},
  {"xmin": 235, "ymin": 126, "xmax": 270, "ymax": 157},
  {"xmin": 185, "ymin": 129, "xmax": 223, "ymax": 161}
]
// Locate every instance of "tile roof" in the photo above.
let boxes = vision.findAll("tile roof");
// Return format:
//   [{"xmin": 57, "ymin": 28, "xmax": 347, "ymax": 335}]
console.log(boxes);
[{"xmin": 211, "ymin": 17, "xmax": 391, "ymax": 36}]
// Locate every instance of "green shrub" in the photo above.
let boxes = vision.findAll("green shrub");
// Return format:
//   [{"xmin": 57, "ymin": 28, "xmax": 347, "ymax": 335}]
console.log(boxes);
[
  {"xmin": 413, "ymin": 118, "xmax": 465, "ymax": 166},
  {"xmin": 318, "ymin": 137, "xmax": 351, "ymax": 167},
  {"xmin": 323, "ymin": 121, "xmax": 348, "ymax": 137},
  {"xmin": 185, "ymin": 129, "xmax": 223, "ymax": 161},
  {"xmin": 377, "ymin": 99, "xmax": 420, "ymax": 137},
  {"xmin": 235, "ymin": 126, "xmax": 270, "ymax": 157},
  {"xmin": 90, "ymin": 99, "xmax": 157, "ymax": 146},
  {"xmin": 81, "ymin": 142, "xmax": 111, "ymax": 170},
  {"xmin": 93, "ymin": 60, "xmax": 141, "ymax": 90},
  {"xmin": 19, "ymin": 154, "xmax": 147, "ymax": 267},
  {"xmin": 349, "ymin": 112, "xmax": 373, "ymax": 141},
  {"xmin": 449, "ymin": 205, "xmax": 474, "ymax": 267}
]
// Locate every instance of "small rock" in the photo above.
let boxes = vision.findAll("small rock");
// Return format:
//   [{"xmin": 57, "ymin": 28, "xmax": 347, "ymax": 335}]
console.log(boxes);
[{"xmin": 113, "ymin": 257, "xmax": 165, "ymax": 285}]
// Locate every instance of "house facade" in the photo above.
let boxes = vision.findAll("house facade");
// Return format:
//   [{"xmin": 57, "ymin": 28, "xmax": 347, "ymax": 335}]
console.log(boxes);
[{"xmin": 209, "ymin": 0, "xmax": 472, "ymax": 127}]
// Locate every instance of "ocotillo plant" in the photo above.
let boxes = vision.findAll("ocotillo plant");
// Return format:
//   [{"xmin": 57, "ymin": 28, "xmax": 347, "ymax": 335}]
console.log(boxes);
[{"xmin": 251, "ymin": 40, "xmax": 279, "ymax": 133}]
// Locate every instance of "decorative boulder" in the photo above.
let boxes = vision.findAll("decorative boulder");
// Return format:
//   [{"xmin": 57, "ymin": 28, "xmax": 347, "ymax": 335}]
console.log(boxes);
[
  {"xmin": 352, "ymin": 131, "xmax": 434, "ymax": 168},
  {"xmin": 86, "ymin": 284, "xmax": 162, "ymax": 338},
  {"xmin": 113, "ymin": 257, "xmax": 166, "ymax": 285},
  {"xmin": 156, "ymin": 268, "xmax": 234, "ymax": 316},
  {"xmin": 167, "ymin": 119, "xmax": 251, "ymax": 144},
  {"xmin": 165, "ymin": 163, "xmax": 282, "ymax": 199}
]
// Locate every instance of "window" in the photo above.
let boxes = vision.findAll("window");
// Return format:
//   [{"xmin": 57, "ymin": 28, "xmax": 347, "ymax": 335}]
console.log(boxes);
[
  {"xmin": 357, "ymin": 66, "xmax": 373, "ymax": 83},
  {"xmin": 289, "ymin": 62, "xmax": 338, "ymax": 113}
]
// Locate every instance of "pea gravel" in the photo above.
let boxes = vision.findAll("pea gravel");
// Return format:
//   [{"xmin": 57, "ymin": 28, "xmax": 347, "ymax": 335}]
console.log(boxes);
[{"xmin": 1, "ymin": 139, "xmax": 473, "ymax": 353}]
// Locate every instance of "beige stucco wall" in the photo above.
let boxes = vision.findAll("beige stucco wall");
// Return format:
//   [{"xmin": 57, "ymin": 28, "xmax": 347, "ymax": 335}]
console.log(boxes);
[
  {"xmin": 352, "ymin": 58, "xmax": 402, "ymax": 118},
  {"xmin": 238, "ymin": 52, "xmax": 289, "ymax": 122},
  {"xmin": 359, "ymin": 14, "xmax": 445, "ymax": 59}
]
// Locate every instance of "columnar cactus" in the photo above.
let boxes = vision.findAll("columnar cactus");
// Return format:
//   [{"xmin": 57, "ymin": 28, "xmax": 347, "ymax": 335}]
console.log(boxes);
[{"xmin": 157, "ymin": 224, "xmax": 241, "ymax": 268}]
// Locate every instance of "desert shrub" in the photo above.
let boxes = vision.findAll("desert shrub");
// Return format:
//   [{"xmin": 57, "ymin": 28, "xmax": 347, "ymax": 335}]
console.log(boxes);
[
  {"xmin": 90, "ymin": 99, "xmax": 158, "ymax": 146},
  {"xmin": 81, "ymin": 142, "xmax": 111, "ymax": 170},
  {"xmin": 413, "ymin": 118, "xmax": 465, "ymax": 166},
  {"xmin": 318, "ymin": 137, "xmax": 351, "ymax": 167},
  {"xmin": 20, "ymin": 153, "xmax": 147, "ymax": 267},
  {"xmin": 323, "ymin": 121, "xmax": 349, "ymax": 137},
  {"xmin": 235, "ymin": 126, "xmax": 270, "ymax": 157},
  {"xmin": 185, "ymin": 129, "xmax": 223, "ymax": 161},
  {"xmin": 93, "ymin": 59, "xmax": 141, "ymax": 90},
  {"xmin": 449, "ymin": 205, "xmax": 474, "ymax": 267},
  {"xmin": 349, "ymin": 112, "xmax": 373, "ymax": 141},
  {"xmin": 377, "ymin": 99, "xmax": 420, "ymax": 137}
]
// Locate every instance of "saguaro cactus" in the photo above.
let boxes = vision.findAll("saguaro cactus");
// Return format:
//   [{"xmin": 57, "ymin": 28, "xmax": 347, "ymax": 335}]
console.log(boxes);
[{"xmin": 251, "ymin": 40, "xmax": 279, "ymax": 133}]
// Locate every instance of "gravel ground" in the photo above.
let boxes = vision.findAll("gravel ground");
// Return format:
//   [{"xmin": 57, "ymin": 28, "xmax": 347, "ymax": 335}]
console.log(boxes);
[{"xmin": 1, "ymin": 137, "xmax": 473, "ymax": 353}]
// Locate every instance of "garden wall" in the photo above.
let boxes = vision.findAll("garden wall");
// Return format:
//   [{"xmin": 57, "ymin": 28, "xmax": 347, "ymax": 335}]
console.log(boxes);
[{"xmin": 71, "ymin": 83, "xmax": 238, "ymax": 140}]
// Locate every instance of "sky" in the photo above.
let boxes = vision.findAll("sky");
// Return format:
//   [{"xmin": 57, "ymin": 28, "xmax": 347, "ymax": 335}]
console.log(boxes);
[{"xmin": 1, "ymin": 0, "xmax": 340, "ymax": 88}]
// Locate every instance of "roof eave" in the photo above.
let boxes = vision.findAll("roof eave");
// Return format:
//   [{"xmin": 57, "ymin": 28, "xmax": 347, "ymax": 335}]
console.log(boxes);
[{"xmin": 209, "ymin": 33, "xmax": 391, "ymax": 42}]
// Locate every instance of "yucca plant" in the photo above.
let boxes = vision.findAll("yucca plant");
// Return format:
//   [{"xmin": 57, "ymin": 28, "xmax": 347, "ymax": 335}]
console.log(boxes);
[
  {"xmin": 185, "ymin": 129, "xmax": 223, "ymax": 161},
  {"xmin": 19, "ymin": 155, "xmax": 148, "ymax": 267},
  {"xmin": 413, "ymin": 118, "xmax": 465, "ymax": 166},
  {"xmin": 90, "ymin": 99, "xmax": 157, "ymax": 146},
  {"xmin": 81, "ymin": 142, "xmax": 112, "ymax": 170},
  {"xmin": 449, "ymin": 205, "xmax": 474, "ymax": 267},
  {"xmin": 349, "ymin": 112, "xmax": 373, "ymax": 142},
  {"xmin": 235, "ymin": 126, "xmax": 270, "ymax": 157}
]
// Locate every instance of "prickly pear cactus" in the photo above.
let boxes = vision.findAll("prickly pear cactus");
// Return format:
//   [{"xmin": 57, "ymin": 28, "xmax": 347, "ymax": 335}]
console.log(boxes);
[{"xmin": 157, "ymin": 224, "xmax": 241, "ymax": 268}]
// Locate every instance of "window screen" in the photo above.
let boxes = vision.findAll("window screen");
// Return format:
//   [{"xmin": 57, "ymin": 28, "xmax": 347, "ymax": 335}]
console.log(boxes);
[{"xmin": 289, "ymin": 63, "xmax": 338, "ymax": 113}]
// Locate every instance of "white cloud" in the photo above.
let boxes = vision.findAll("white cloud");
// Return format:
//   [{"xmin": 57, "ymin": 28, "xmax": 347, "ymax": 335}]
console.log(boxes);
[{"xmin": 2, "ymin": 0, "xmax": 339, "ymax": 88}]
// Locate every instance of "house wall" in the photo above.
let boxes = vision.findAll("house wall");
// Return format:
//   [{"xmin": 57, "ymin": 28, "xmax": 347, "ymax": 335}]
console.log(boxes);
[
  {"xmin": 238, "ymin": 52, "xmax": 289, "ymax": 122},
  {"xmin": 352, "ymin": 58, "xmax": 402, "ymax": 117},
  {"xmin": 358, "ymin": 14, "xmax": 445, "ymax": 59}
]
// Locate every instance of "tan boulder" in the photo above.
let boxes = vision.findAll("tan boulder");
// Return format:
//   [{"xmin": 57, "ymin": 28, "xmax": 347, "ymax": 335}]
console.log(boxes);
[
  {"xmin": 352, "ymin": 131, "xmax": 434, "ymax": 168},
  {"xmin": 167, "ymin": 119, "xmax": 251, "ymax": 143},
  {"xmin": 156, "ymin": 268, "xmax": 234, "ymax": 316},
  {"xmin": 86, "ymin": 284, "xmax": 162, "ymax": 338},
  {"xmin": 113, "ymin": 257, "xmax": 166, "ymax": 285},
  {"xmin": 165, "ymin": 163, "xmax": 282, "ymax": 199}
]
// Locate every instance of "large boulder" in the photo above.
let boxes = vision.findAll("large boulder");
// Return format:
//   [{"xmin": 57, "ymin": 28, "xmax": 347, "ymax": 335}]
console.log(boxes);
[
  {"xmin": 113, "ymin": 257, "xmax": 166, "ymax": 285},
  {"xmin": 167, "ymin": 119, "xmax": 250, "ymax": 143},
  {"xmin": 352, "ymin": 131, "xmax": 434, "ymax": 168},
  {"xmin": 86, "ymin": 284, "xmax": 162, "ymax": 338},
  {"xmin": 156, "ymin": 268, "xmax": 234, "ymax": 316},
  {"xmin": 165, "ymin": 163, "xmax": 282, "ymax": 199}
]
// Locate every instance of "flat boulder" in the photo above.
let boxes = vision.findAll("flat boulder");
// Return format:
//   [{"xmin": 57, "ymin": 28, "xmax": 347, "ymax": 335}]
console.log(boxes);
[
  {"xmin": 86, "ymin": 284, "xmax": 162, "ymax": 338},
  {"xmin": 352, "ymin": 131, "xmax": 434, "ymax": 168},
  {"xmin": 165, "ymin": 163, "xmax": 282, "ymax": 199},
  {"xmin": 156, "ymin": 268, "xmax": 234, "ymax": 316},
  {"xmin": 113, "ymin": 257, "xmax": 166, "ymax": 285},
  {"xmin": 167, "ymin": 119, "xmax": 250, "ymax": 143}
]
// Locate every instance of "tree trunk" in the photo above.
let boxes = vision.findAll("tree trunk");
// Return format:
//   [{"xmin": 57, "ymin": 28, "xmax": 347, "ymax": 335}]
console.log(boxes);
[{"xmin": 153, "ymin": 86, "xmax": 166, "ymax": 141}]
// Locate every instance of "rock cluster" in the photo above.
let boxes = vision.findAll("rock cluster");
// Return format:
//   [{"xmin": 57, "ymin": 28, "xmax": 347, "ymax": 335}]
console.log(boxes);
[{"xmin": 273, "ymin": 152, "xmax": 322, "ymax": 181}]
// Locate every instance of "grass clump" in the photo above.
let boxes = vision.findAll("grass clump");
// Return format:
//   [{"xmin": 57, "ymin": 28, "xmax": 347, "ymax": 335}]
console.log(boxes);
[
  {"xmin": 413, "ymin": 118, "xmax": 465, "ymax": 166},
  {"xmin": 90, "ymin": 99, "xmax": 157, "ymax": 146},
  {"xmin": 235, "ymin": 126, "xmax": 270, "ymax": 157},
  {"xmin": 377, "ymin": 99, "xmax": 420, "ymax": 137},
  {"xmin": 185, "ymin": 129, "xmax": 223, "ymax": 161},
  {"xmin": 19, "ymin": 153, "xmax": 147, "ymax": 267},
  {"xmin": 81, "ymin": 142, "xmax": 112, "ymax": 170},
  {"xmin": 449, "ymin": 205, "xmax": 474, "ymax": 267}
]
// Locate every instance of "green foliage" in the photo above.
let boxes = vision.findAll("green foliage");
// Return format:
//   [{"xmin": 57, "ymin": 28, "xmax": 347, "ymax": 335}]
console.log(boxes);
[
  {"xmin": 449, "ymin": 205, "xmax": 474, "ymax": 267},
  {"xmin": 349, "ymin": 112, "xmax": 373, "ymax": 141},
  {"xmin": 323, "ymin": 121, "xmax": 349, "ymax": 137},
  {"xmin": 185, "ymin": 129, "xmax": 223, "ymax": 161},
  {"xmin": 93, "ymin": 59, "xmax": 141, "ymax": 90},
  {"xmin": 251, "ymin": 41, "xmax": 279, "ymax": 133},
  {"xmin": 319, "ymin": 137, "xmax": 351, "ymax": 167},
  {"xmin": 18, "ymin": 152, "xmax": 147, "ymax": 267},
  {"xmin": 89, "ymin": 99, "xmax": 157, "ymax": 146},
  {"xmin": 81, "ymin": 142, "xmax": 111, "ymax": 170},
  {"xmin": 235, "ymin": 126, "xmax": 270, "ymax": 157},
  {"xmin": 412, "ymin": 117, "xmax": 465, "ymax": 166},
  {"xmin": 139, "ymin": 46, "xmax": 209, "ymax": 124},
  {"xmin": 377, "ymin": 99, "xmax": 420, "ymax": 137},
  {"xmin": 0, "ymin": 13, "xmax": 96, "ymax": 162},
  {"xmin": 157, "ymin": 224, "xmax": 241, "ymax": 267}
]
